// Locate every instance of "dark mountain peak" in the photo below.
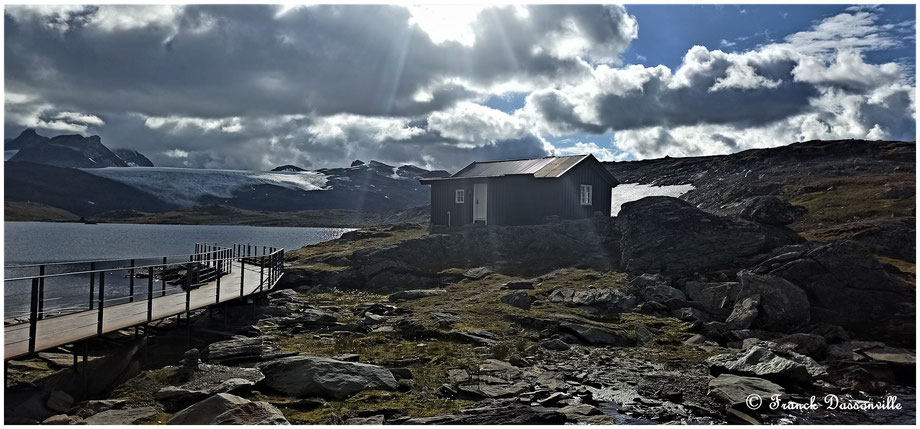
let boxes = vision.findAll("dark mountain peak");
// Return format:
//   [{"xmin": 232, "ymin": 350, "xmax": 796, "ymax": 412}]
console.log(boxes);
[
  {"xmin": 367, "ymin": 160, "xmax": 393, "ymax": 169},
  {"xmin": 7, "ymin": 128, "xmax": 50, "ymax": 151},
  {"xmin": 112, "ymin": 148, "xmax": 154, "ymax": 167},
  {"xmin": 271, "ymin": 164, "xmax": 306, "ymax": 172},
  {"xmin": 10, "ymin": 131, "xmax": 126, "ymax": 168},
  {"xmin": 351, "ymin": 160, "xmax": 365, "ymax": 167}
]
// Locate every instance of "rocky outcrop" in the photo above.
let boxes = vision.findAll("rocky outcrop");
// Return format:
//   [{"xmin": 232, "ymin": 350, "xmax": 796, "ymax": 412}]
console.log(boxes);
[
  {"xmin": 739, "ymin": 196, "xmax": 807, "ymax": 226},
  {"xmin": 707, "ymin": 345, "xmax": 826, "ymax": 385},
  {"xmin": 766, "ymin": 242, "xmax": 914, "ymax": 340},
  {"xmin": 616, "ymin": 197, "xmax": 801, "ymax": 274},
  {"xmin": 734, "ymin": 271, "xmax": 810, "ymax": 332},
  {"xmin": 500, "ymin": 290, "xmax": 532, "ymax": 309},
  {"xmin": 708, "ymin": 374, "xmax": 786, "ymax": 406},
  {"xmin": 258, "ymin": 356, "xmax": 399, "ymax": 399},
  {"xmin": 84, "ymin": 407, "xmax": 158, "ymax": 425}
]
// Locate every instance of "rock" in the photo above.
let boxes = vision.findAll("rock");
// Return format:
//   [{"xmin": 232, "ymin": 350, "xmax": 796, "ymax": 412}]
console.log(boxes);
[
  {"xmin": 683, "ymin": 334, "xmax": 711, "ymax": 346},
  {"xmin": 85, "ymin": 407, "xmax": 158, "ymax": 425},
  {"xmin": 447, "ymin": 369, "xmax": 470, "ymax": 384},
  {"xmin": 463, "ymin": 267, "xmax": 493, "ymax": 280},
  {"xmin": 345, "ymin": 415, "xmax": 385, "ymax": 425},
  {"xmin": 684, "ymin": 281, "xmax": 741, "ymax": 317},
  {"xmin": 617, "ymin": 197, "xmax": 800, "ymax": 274},
  {"xmin": 154, "ymin": 387, "xmax": 208, "ymax": 412},
  {"xmin": 77, "ymin": 399, "xmax": 126, "ymax": 417},
  {"xmin": 540, "ymin": 339, "xmax": 570, "ymax": 351},
  {"xmin": 548, "ymin": 287, "xmax": 636, "ymax": 310},
  {"xmin": 428, "ymin": 311, "xmax": 460, "ymax": 328},
  {"xmin": 739, "ymin": 196, "xmax": 807, "ymax": 226},
  {"xmin": 772, "ymin": 333, "xmax": 828, "ymax": 359},
  {"xmin": 167, "ymin": 393, "xmax": 250, "ymax": 425},
  {"xmin": 388, "ymin": 289, "xmax": 446, "ymax": 302},
  {"xmin": 500, "ymin": 290, "xmax": 532, "ymax": 309},
  {"xmin": 558, "ymin": 404, "xmax": 614, "ymax": 424},
  {"xmin": 390, "ymin": 368, "xmax": 413, "ymax": 380},
  {"xmin": 861, "ymin": 346, "xmax": 916, "ymax": 366},
  {"xmin": 768, "ymin": 242, "xmax": 913, "ymax": 339},
  {"xmin": 178, "ymin": 349, "xmax": 201, "ymax": 379},
  {"xmin": 42, "ymin": 414, "xmax": 84, "ymax": 425},
  {"xmin": 536, "ymin": 371, "xmax": 567, "ymax": 391},
  {"xmin": 282, "ymin": 308, "xmax": 339, "ymax": 331},
  {"xmin": 504, "ymin": 280, "xmax": 534, "ymax": 290},
  {"xmin": 634, "ymin": 325, "xmax": 654, "ymax": 344},
  {"xmin": 737, "ymin": 271, "xmax": 810, "ymax": 332},
  {"xmin": 401, "ymin": 400, "xmax": 566, "ymax": 424},
  {"xmin": 46, "ymin": 390, "xmax": 74, "ymax": 413},
  {"xmin": 708, "ymin": 374, "xmax": 787, "ymax": 406},
  {"xmin": 258, "ymin": 356, "xmax": 399, "ymax": 399},
  {"xmin": 707, "ymin": 345, "xmax": 826, "ymax": 384},
  {"xmin": 213, "ymin": 378, "xmax": 257, "ymax": 394},
  {"xmin": 628, "ymin": 273, "xmax": 669, "ymax": 289},
  {"xmin": 725, "ymin": 295, "xmax": 760, "ymax": 329},
  {"xmin": 206, "ymin": 336, "xmax": 265, "ymax": 363},
  {"xmin": 641, "ymin": 284, "xmax": 686, "ymax": 303},
  {"xmin": 560, "ymin": 323, "xmax": 631, "ymax": 346},
  {"xmin": 210, "ymin": 401, "xmax": 289, "ymax": 425},
  {"xmin": 333, "ymin": 353, "xmax": 361, "ymax": 362},
  {"xmin": 671, "ymin": 307, "xmax": 710, "ymax": 322}
]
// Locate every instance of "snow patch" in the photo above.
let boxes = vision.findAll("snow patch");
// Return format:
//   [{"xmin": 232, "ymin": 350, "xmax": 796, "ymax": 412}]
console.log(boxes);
[
  {"xmin": 83, "ymin": 166, "xmax": 329, "ymax": 206},
  {"xmin": 611, "ymin": 183, "xmax": 695, "ymax": 216}
]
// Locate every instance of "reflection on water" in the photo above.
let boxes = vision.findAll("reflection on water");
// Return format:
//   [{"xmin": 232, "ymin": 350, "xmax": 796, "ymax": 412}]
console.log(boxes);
[{"xmin": 611, "ymin": 183, "xmax": 695, "ymax": 216}]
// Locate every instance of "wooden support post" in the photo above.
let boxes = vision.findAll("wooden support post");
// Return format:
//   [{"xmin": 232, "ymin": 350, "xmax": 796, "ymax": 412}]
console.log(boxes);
[
  {"xmin": 216, "ymin": 258, "xmax": 222, "ymax": 304},
  {"xmin": 260, "ymin": 257, "xmax": 265, "ymax": 293},
  {"xmin": 185, "ymin": 262, "xmax": 192, "ymax": 316},
  {"xmin": 147, "ymin": 267, "xmax": 154, "ymax": 322},
  {"xmin": 72, "ymin": 344, "xmax": 78, "ymax": 368},
  {"xmin": 38, "ymin": 265, "xmax": 45, "ymax": 320},
  {"xmin": 97, "ymin": 271, "xmax": 105, "ymax": 335},
  {"xmin": 129, "ymin": 259, "xmax": 135, "ymax": 303},
  {"xmin": 240, "ymin": 259, "xmax": 245, "ymax": 297},
  {"xmin": 81, "ymin": 342, "xmax": 88, "ymax": 396},
  {"xmin": 89, "ymin": 262, "xmax": 96, "ymax": 310},
  {"xmin": 28, "ymin": 278, "xmax": 39, "ymax": 353}
]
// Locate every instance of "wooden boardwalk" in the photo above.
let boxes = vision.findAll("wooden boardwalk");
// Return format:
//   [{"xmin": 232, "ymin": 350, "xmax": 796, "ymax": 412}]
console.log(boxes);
[{"xmin": 5, "ymin": 247, "xmax": 283, "ymax": 360}]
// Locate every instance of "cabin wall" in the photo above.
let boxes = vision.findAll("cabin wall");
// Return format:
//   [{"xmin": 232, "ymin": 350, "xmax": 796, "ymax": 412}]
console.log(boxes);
[{"xmin": 427, "ymin": 161, "xmax": 613, "ymax": 226}]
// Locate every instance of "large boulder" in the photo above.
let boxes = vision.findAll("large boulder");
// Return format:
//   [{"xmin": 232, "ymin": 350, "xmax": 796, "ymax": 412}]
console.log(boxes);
[
  {"xmin": 167, "ymin": 393, "xmax": 287, "ymax": 425},
  {"xmin": 559, "ymin": 323, "xmax": 632, "ymax": 346},
  {"xmin": 500, "ymin": 290, "xmax": 532, "ymax": 310},
  {"xmin": 739, "ymin": 196, "xmax": 807, "ymax": 226},
  {"xmin": 617, "ymin": 197, "xmax": 800, "ymax": 274},
  {"xmin": 84, "ymin": 407, "xmax": 158, "ymax": 425},
  {"xmin": 768, "ymin": 242, "xmax": 914, "ymax": 340},
  {"xmin": 206, "ymin": 337, "xmax": 267, "ymax": 363},
  {"xmin": 388, "ymin": 289, "xmax": 446, "ymax": 302},
  {"xmin": 736, "ymin": 271, "xmax": 810, "ymax": 332},
  {"xmin": 708, "ymin": 374, "xmax": 786, "ymax": 406},
  {"xmin": 684, "ymin": 281, "xmax": 741, "ymax": 317},
  {"xmin": 258, "ymin": 356, "xmax": 399, "ymax": 399},
  {"xmin": 707, "ymin": 345, "xmax": 826, "ymax": 385}
]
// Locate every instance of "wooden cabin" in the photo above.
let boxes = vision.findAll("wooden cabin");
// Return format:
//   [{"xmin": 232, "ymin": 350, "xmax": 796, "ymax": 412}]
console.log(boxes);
[{"xmin": 419, "ymin": 154, "xmax": 618, "ymax": 226}]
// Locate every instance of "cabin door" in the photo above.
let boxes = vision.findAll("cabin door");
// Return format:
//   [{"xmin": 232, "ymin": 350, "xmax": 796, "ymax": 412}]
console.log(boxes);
[{"xmin": 473, "ymin": 183, "xmax": 488, "ymax": 224}]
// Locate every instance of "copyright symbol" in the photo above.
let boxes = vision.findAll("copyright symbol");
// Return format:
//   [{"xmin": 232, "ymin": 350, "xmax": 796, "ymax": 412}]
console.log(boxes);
[{"xmin": 745, "ymin": 394, "xmax": 762, "ymax": 410}]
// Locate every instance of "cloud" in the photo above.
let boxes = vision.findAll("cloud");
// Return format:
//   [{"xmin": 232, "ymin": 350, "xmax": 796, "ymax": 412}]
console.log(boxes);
[{"xmin": 3, "ymin": 6, "xmax": 914, "ymax": 171}]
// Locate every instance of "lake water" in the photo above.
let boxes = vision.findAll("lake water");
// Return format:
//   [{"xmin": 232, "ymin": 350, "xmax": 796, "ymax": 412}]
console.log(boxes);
[
  {"xmin": 4, "ymin": 222, "xmax": 352, "ymax": 318},
  {"xmin": 610, "ymin": 183, "xmax": 695, "ymax": 216}
]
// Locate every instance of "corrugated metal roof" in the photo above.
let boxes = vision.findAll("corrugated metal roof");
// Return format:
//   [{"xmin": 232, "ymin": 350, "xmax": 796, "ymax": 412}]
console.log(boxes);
[{"xmin": 452, "ymin": 155, "xmax": 588, "ymax": 179}]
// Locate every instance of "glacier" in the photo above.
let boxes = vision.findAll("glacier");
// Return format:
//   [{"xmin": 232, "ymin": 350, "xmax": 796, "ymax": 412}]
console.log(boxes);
[{"xmin": 83, "ymin": 166, "xmax": 329, "ymax": 206}]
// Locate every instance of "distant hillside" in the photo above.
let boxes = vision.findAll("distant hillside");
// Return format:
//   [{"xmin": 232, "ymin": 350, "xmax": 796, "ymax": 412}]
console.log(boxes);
[
  {"xmin": 4, "ymin": 161, "xmax": 177, "ymax": 216},
  {"xmin": 112, "ymin": 148, "xmax": 154, "ymax": 167}
]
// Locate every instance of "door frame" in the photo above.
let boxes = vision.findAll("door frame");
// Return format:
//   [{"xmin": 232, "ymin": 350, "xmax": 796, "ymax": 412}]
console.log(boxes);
[{"xmin": 473, "ymin": 183, "xmax": 488, "ymax": 225}]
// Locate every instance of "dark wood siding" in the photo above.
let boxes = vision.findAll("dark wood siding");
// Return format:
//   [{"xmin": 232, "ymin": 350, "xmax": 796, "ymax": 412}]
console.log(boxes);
[{"xmin": 426, "ymin": 157, "xmax": 614, "ymax": 226}]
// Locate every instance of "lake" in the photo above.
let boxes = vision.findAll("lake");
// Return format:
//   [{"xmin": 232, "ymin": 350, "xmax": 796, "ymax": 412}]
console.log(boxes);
[{"xmin": 4, "ymin": 222, "xmax": 352, "ymax": 318}]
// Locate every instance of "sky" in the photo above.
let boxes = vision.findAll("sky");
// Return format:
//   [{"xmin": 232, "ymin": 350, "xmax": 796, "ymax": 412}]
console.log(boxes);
[{"xmin": 3, "ymin": 4, "xmax": 916, "ymax": 172}]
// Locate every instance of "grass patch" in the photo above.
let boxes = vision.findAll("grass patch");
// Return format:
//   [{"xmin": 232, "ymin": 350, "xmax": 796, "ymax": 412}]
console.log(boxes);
[
  {"xmin": 286, "ymin": 226, "xmax": 428, "ymax": 266},
  {"xmin": 110, "ymin": 366, "xmax": 180, "ymax": 409},
  {"xmin": 787, "ymin": 174, "xmax": 914, "ymax": 230},
  {"xmin": 255, "ymin": 390, "xmax": 471, "ymax": 424}
]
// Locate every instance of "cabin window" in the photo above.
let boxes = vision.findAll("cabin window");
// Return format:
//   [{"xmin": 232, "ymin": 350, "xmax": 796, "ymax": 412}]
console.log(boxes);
[
  {"xmin": 580, "ymin": 184, "xmax": 593, "ymax": 206},
  {"xmin": 455, "ymin": 189, "xmax": 465, "ymax": 203}
]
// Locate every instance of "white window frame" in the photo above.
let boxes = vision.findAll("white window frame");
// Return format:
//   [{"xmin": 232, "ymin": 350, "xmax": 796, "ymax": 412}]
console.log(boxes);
[
  {"xmin": 580, "ymin": 184, "xmax": 593, "ymax": 206},
  {"xmin": 455, "ymin": 189, "xmax": 465, "ymax": 203}
]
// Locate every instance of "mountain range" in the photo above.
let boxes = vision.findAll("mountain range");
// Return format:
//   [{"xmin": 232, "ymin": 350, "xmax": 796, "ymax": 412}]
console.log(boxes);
[{"xmin": 4, "ymin": 129, "xmax": 448, "ymax": 218}]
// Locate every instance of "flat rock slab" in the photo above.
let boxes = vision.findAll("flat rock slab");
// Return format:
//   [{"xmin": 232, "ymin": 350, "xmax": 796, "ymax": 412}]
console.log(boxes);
[
  {"xmin": 708, "ymin": 374, "xmax": 786, "ymax": 406},
  {"xmin": 84, "ymin": 407, "xmax": 158, "ymax": 425},
  {"xmin": 258, "ymin": 356, "xmax": 398, "ymax": 399}
]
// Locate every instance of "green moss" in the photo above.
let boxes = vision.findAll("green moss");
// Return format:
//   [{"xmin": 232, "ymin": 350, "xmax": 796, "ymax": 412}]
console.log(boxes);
[
  {"xmin": 286, "ymin": 226, "xmax": 428, "ymax": 266},
  {"xmin": 110, "ymin": 367, "xmax": 179, "ymax": 408},
  {"xmin": 273, "ymin": 390, "xmax": 472, "ymax": 424}
]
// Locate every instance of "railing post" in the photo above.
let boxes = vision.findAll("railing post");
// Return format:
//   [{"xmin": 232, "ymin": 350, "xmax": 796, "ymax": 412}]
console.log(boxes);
[
  {"xmin": 259, "ymin": 256, "xmax": 265, "ymax": 292},
  {"xmin": 29, "ymin": 278, "xmax": 39, "ymax": 353},
  {"xmin": 240, "ymin": 259, "xmax": 245, "ymax": 297},
  {"xmin": 147, "ymin": 267, "xmax": 154, "ymax": 322},
  {"xmin": 216, "ymin": 256, "xmax": 222, "ymax": 304},
  {"xmin": 38, "ymin": 264, "xmax": 45, "ymax": 320},
  {"xmin": 97, "ymin": 271, "xmax": 105, "ymax": 335},
  {"xmin": 162, "ymin": 256, "xmax": 168, "ymax": 296},
  {"xmin": 185, "ymin": 262, "xmax": 192, "ymax": 316},
  {"xmin": 129, "ymin": 259, "xmax": 135, "ymax": 303},
  {"xmin": 89, "ymin": 262, "xmax": 96, "ymax": 310}
]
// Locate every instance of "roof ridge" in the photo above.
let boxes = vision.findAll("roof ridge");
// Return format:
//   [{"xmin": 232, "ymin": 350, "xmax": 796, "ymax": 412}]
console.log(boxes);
[{"xmin": 468, "ymin": 154, "xmax": 586, "ymax": 165}]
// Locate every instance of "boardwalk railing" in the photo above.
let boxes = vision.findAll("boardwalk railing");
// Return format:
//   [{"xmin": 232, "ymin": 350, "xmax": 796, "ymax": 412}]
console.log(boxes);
[{"xmin": 4, "ymin": 243, "xmax": 284, "ymax": 360}]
